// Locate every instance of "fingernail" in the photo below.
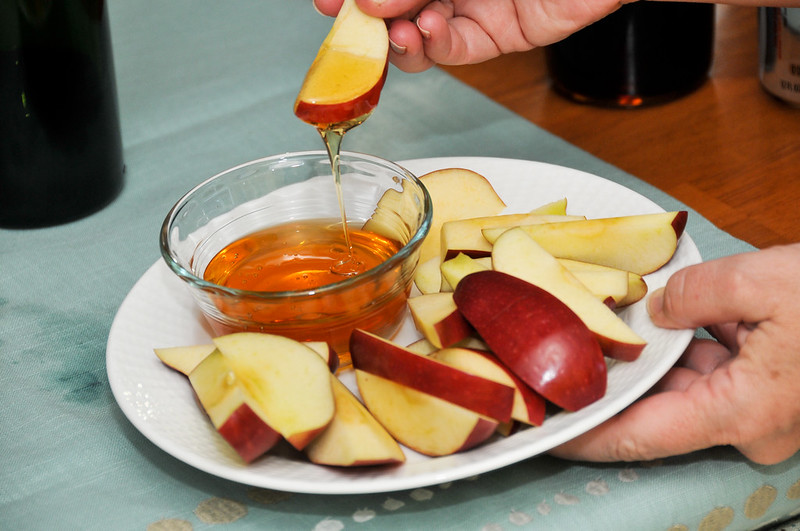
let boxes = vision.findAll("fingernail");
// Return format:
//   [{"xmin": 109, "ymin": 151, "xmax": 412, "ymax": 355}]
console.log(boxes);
[
  {"xmin": 647, "ymin": 287, "xmax": 664, "ymax": 317},
  {"xmin": 416, "ymin": 17, "xmax": 431, "ymax": 39},
  {"xmin": 389, "ymin": 38, "xmax": 407, "ymax": 55},
  {"xmin": 311, "ymin": 0, "xmax": 324, "ymax": 16}
]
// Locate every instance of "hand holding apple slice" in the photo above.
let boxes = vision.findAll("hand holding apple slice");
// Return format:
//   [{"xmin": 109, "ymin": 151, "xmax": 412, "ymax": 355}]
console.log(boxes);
[{"xmin": 294, "ymin": 0, "xmax": 389, "ymax": 127}]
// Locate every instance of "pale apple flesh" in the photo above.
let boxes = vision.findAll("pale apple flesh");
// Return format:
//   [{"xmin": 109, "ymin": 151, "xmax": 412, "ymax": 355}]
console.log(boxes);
[
  {"xmin": 211, "ymin": 333, "xmax": 335, "ymax": 451},
  {"xmin": 453, "ymin": 270, "xmax": 607, "ymax": 412},
  {"xmin": 430, "ymin": 347, "xmax": 546, "ymax": 426},
  {"xmin": 491, "ymin": 228, "xmax": 647, "ymax": 362},
  {"xmin": 407, "ymin": 291, "xmax": 474, "ymax": 349},
  {"xmin": 294, "ymin": 0, "xmax": 389, "ymax": 126},
  {"xmin": 483, "ymin": 211, "xmax": 687, "ymax": 275},
  {"xmin": 349, "ymin": 329, "xmax": 515, "ymax": 423},
  {"xmin": 304, "ymin": 376, "xmax": 405, "ymax": 467},
  {"xmin": 355, "ymin": 370, "xmax": 500, "ymax": 456},
  {"xmin": 417, "ymin": 168, "xmax": 507, "ymax": 266},
  {"xmin": 188, "ymin": 349, "xmax": 283, "ymax": 463}
]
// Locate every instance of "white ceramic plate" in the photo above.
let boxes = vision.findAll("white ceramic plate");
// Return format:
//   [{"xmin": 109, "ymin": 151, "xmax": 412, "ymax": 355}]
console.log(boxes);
[{"xmin": 107, "ymin": 157, "xmax": 701, "ymax": 495}]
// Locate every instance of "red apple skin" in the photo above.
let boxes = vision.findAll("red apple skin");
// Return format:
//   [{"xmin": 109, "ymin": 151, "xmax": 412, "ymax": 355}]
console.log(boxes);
[
  {"xmin": 471, "ymin": 350, "xmax": 546, "ymax": 426},
  {"xmin": 433, "ymin": 310, "xmax": 475, "ymax": 348},
  {"xmin": 349, "ymin": 329, "xmax": 515, "ymax": 423},
  {"xmin": 215, "ymin": 403, "xmax": 283, "ymax": 463},
  {"xmin": 294, "ymin": 61, "xmax": 388, "ymax": 126},
  {"xmin": 453, "ymin": 270, "xmax": 607, "ymax": 412},
  {"xmin": 672, "ymin": 210, "xmax": 688, "ymax": 239}
]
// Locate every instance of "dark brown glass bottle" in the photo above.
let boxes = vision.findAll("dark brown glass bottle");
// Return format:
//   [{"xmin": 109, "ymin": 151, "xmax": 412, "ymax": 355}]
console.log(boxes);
[
  {"xmin": 1, "ymin": 0, "xmax": 124, "ymax": 228},
  {"xmin": 545, "ymin": 2, "xmax": 715, "ymax": 108}
]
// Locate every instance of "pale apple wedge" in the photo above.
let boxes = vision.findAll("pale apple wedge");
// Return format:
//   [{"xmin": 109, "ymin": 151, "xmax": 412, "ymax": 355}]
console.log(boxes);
[
  {"xmin": 417, "ymin": 168, "xmax": 506, "ymax": 265},
  {"xmin": 491, "ymin": 229, "xmax": 646, "ymax": 362},
  {"xmin": 483, "ymin": 211, "xmax": 688, "ymax": 275},
  {"xmin": 350, "ymin": 329, "xmax": 515, "ymax": 422},
  {"xmin": 558, "ymin": 258, "xmax": 648, "ymax": 308},
  {"xmin": 189, "ymin": 350, "xmax": 283, "ymax": 463},
  {"xmin": 211, "ymin": 333, "xmax": 335, "ymax": 451},
  {"xmin": 407, "ymin": 292, "xmax": 474, "ymax": 349},
  {"xmin": 294, "ymin": 0, "xmax": 389, "ymax": 126},
  {"xmin": 453, "ymin": 270, "xmax": 607, "ymax": 412},
  {"xmin": 304, "ymin": 376, "xmax": 405, "ymax": 467},
  {"xmin": 430, "ymin": 347, "xmax": 546, "ymax": 426},
  {"xmin": 154, "ymin": 344, "xmax": 217, "ymax": 376},
  {"xmin": 440, "ymin": 253, "xmax": 491, "ymax": 291},
  {"xmin": 405, "ymin": 336, "xmax": 491, "ymax": 355},
  {"xmin": 413, "ymin": 257, "xmax": 443, "ymax": 294},
  {"xmin": 441, "ymin": 213, "xmax": 583, "ymax": 262},
  {"xmin": 354, "ymin": 370, "xmax": 500, "ymax": 456},
  {"xmin": 529, "ymin": 197, "xmax": 568, "ymax": 215}
]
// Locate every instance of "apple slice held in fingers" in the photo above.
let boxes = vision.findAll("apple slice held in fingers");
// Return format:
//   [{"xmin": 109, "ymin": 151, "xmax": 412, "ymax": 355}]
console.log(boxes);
[
  {"xmin": 453, "ymin": 270, "xmax": 607, "ymax": 412},
  {"xmin": 482, "ymin": 211, "xmax": 688, "ymax": 276},
  {"xmin": 207, "ymin": 333, "xmax": 336, "ymax": 451},
  {"xmin": 294, "ymin": 0, "xmax": 389, "ymax": 126},
  {"xmin": 491, "ymin": 228, "xmax": 646, "ymax": 362},
  {"xmin": 304, "ymin": 376, "xmax": 405, "ymax": 467}
]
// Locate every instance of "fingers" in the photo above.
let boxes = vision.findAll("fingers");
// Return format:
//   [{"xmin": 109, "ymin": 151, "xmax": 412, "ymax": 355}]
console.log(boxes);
[
  {"xmin": 647, "ymin": 246, "xmax": 797, "ymax": 330},
  {"xmin": 550, "ymin": 387, "xmax": 726, "ymax": 462}
]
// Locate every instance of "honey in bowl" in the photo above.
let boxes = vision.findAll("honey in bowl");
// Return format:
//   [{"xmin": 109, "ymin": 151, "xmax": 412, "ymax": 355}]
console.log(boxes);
[{"xmin": 200, "ymin": 219, "xmax": 408, "ymax": 362}]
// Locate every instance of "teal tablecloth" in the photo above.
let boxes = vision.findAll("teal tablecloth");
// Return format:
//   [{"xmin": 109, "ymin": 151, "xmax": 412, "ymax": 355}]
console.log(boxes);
[{"xmin": 3, "ymin": 2, "xmax": 800, "ymax": 530}]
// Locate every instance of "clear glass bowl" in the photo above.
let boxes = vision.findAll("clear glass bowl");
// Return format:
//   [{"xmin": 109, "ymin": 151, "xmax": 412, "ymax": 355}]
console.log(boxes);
[{"xmin": 160, "ymin": 151, "xmax": 432, "ymax": 364}]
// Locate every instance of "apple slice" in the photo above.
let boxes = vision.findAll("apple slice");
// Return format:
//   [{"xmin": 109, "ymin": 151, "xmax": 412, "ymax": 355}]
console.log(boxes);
[
  {"xmin": 441, "ymin": 213, "xmax": 582, "ymax": 262},
  {"xmin": 350, "ymin": 329, "xmax": 515, "ymax": 422},
  {"xmin": 304, "ymin": 376, "xmax": 405, "ymax": 466},
  {"xmin": 154, "ymin": 344, "xmax": 217, "ymax": 376},
  {"xmin": 529, "ymin": 197, "xmax": 568, "ymax": 215},
  {"xmin": 413, "ymin": 257, "xmax": 442, "ymax": 294},
  {"xmin": 440, "ymin": 253, "xmax": 492, "ymax": 291},
  {"xmin": 407, "ymin": 291, "xmax": 474, "ymax": 349},
  {"xmin": 354, "ymin": 370, "xmax": 500, "ymax": 456},
  {"xmin": 210, "ymin": 333, "xmax": 335, "ymax": 451},
  {"xmin": 453, "ymin": 270, "xmax": 607, "ymax": 411},
  {"xmin": 417, "ymin": 168, "xmax": 506, "ymax": 265},
  {"xmin": 491, "ymin": 228, "xmax": 646, "ymax": 361},
  {"xmin": 430, "ymin": 347, "xmax": 546, "ymax": 426},
  {"xmin": 483, "ymin": 211, "xmax": 687, "ymax": 275},
  {"xmin": 188, "ymin": 349, "xmax": 283, "ymax": 463},
  {"xmin": 558, "ymin": 258, "xmax": 648, "ymax": 308},
  {"xmin": 294, "ymin": 0, "xmax": 389, "ymax": 126}
]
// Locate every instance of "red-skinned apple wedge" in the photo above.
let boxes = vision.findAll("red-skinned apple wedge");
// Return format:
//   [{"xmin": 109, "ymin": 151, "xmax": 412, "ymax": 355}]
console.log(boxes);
[
  {"xmin": 209, "ymin": 333, "xmax": 335, "ymax": 451},
  {"xmin": 188, "ymin": 349, "xmax": 283, "ymax": 463},
  {"xmin": 453, "ymin": 270, "xmax": 607, "ymax": 412},
  {"xmin": 304, "ymin": 376, "xmax": 406, "ymax": 467},
  {"xmin": 417, "ymin": 168, "xmax": 506, "ymax": 265},
  {"xmin": 482, "ymin": 211, "xmax": 687, "ymax": 275},
  {"xmin": 491, "ymin": 228, "xmax": 646, "ymax": 361},
  {"xmin": 354, "ymin": 370, "xmax": 501, "ymax": 456},
  {"xmin": 294, "ymin": 0, "xmax": 389, "ymax": 126},
  {"xmin": 407, "ymin": 292, "xmax": 474, "ymax": 349},
  {"xmin": 430, "ymin": 347, "xmax": 546, "ymax": 426},
  {"xmin": 350, "ymin": 329, "xmax": 515, "ymax": 422}
]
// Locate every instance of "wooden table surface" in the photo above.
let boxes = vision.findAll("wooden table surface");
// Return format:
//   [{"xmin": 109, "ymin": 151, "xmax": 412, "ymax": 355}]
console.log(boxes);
[{"xmin": 440, "ymin": 6, "xmax": 799, "ymax": 250}]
